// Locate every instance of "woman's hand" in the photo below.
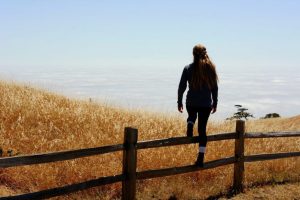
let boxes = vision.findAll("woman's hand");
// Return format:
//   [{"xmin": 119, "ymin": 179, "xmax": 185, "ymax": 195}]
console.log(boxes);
[
  {"xmin": 178, "ymin": 105, "xmax": 183, "ymax": 113},
  {"xmin": 211, "ymin": 106, "xmax": 217, "ymax": 114}
]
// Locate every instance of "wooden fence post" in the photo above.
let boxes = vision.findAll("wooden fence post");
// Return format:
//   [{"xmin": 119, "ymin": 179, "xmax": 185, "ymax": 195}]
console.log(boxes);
[
  {"xmin": 233, "ymin": 120, "xmax": 245, "ymax": 193},
  {"xmin": 122, "ymin": 127, "xmax": 138, "ymax": 200}
]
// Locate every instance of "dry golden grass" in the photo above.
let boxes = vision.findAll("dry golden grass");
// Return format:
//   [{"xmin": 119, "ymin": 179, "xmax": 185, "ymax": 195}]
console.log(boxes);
[
  {"xmin": 0, "ymin": 80, "xmax": 299, "ymax": 199},
  {"xmin": 220, "ymin": 182, "xmax": 300, "ymax": 200}
]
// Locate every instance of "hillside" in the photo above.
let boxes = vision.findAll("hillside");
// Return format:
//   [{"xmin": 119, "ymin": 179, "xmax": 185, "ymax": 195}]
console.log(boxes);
[
  {"xmin": 219, "ymin": 182, "xmax": 300, "ymax": 200},
  {"xmin": 0, "ymin": 80, "xmax": 299, "ymax": 199}
]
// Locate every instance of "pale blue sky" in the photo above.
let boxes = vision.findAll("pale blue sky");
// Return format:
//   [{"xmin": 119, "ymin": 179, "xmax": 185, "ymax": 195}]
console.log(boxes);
[{"xmin": 1, "ymin": 0, "xmax": 299, "ymax": 72}]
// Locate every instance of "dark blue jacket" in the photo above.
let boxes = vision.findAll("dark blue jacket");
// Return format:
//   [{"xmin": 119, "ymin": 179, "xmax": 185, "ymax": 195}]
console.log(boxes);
[{"xmin": 177, "ymin": 63, "xmax": 218, "ymax": 108}]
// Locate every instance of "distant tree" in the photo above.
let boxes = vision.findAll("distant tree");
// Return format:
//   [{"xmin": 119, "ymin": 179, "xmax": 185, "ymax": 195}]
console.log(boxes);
[
  {"xmin": 263, "ymin": 113, "xmax": 280, "ymax": 119},
  {"xmin": 226, "ymin": 105, "xmax": 254, "ymax": 120}
]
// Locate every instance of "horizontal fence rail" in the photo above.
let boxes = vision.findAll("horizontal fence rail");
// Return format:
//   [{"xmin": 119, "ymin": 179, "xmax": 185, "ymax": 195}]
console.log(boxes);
[
  {"xmin": 137, "ymin": 156, "xmax": 236, "ymax": 180},
  {"xmin": 0, "ymin": 133, "xmax": 237, "ymax": 169},
  {"xmin": 245, "ymin": 151, "xmax": 300, "ymax": 162},
  {"xmin": 0, "ymin": 144, "xmax": 124, "ymax": 168},
  {"xmin": 0, "ymin": 121, "xmax": 299, "ymax": 200},
  {"xmin": 245, "ymin": 131, "xmax": 300, "ymax": 138},
  {"xmin": 137, "ymin": 132, "xmax": 237, "ymax": 150},
  {"xmin": 0, "ymin": 175, "xmax": 124, "ymax": 200}
]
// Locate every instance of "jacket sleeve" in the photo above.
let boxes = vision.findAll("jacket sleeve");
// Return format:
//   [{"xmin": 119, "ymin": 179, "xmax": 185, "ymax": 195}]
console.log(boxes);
[
  {"xmin": 177, "ymin": 67, "xmax": 188, "ymax": 106},
  {"xmin": 212, "ymin": 84, "xmax": 218, "ymax": 108}
]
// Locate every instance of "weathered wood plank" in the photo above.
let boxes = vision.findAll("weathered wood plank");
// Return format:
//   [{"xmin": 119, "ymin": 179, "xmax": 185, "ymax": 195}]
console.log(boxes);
[
  {"xmin": 0, "ymin": 133, "xmax": 237, "ymax": 168},
  {"xmin": 245, "ymin": 151, "xmax": 300, "ymax": 162},
  {"xmin": 136, "ymin": 156, "xmax": 236, "ymax": 180},
  {"xmin": 0, "ymin": 144, "xmax": 124, "ymax": 168},
  {"xmin": 137, "ymin": 132, "xmax": 237, "ymax": 150},
  {"xmin": 245, "ymin": 131, "xmax": 300, "ymax": 139},
  {"xmin": 208, "ymin": 132, "xmax": 238, "ymax": 141},
  {"xmin": 122, "ymin": 127, "xmax": 138, "ymax": 200},
  {"xmin": 233, "ymin": 120, "xmax": 245, "ymax": 193},
  {"xmin": 0, "ymin": 174, "xmax": 124, "ymax": 200}
]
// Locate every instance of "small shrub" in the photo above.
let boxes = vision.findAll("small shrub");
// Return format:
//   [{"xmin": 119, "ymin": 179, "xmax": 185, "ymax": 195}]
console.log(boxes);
[
  {"xmin": 226, "ymin": 105, "xmax": 254, "ymax": 120},
  {"xmin": 263, "ymin": 113, "xmax": 281, "ymax": 119}
]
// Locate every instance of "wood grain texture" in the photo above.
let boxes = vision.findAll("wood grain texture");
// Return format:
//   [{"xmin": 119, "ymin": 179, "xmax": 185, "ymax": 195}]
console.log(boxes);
[
  {"xmin": 245, "ymin": 132, "xmax": 300, "ymax": 138},
  {"xmin": 136, "ymin": 156, "xmax": 236, "ymax": 180},
  {"xmin": 245, "ymin": 151, "xmax": 300, "ymax": 162},
  {"xmin": 233, "ymin": 120, "xmax": 245, "ymax": 193},
  {"xmin": 0, "ymin": 175, "xmax": 124, "ymax": 200},
  {"xmin": 137, "ymin": 132, "xmax": 237, "ymax": 150},
  {"xmin": 0, "ymin": 144, "xmax": 124, "ymax": 168},
  {"xmin": 122, "ymin": 127, "xmax": 138, "ymax": 200}
]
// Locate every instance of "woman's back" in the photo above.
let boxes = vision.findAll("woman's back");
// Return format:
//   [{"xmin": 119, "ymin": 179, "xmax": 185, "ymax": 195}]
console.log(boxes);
[{"xmin": 178, "ymin": 63, "xmax": 218, "ymax": 108}]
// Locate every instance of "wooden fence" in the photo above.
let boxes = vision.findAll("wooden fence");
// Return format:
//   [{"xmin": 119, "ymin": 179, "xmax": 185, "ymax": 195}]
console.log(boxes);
[{"xmin": 0, "ymin": 120, "xmax": 300, "ymax": 200}]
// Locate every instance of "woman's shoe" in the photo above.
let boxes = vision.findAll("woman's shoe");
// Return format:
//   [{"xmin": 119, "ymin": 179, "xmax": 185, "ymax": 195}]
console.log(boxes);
[{"xmin": 195, "ymin": 153, "xmax": 204, "ymax": 167}]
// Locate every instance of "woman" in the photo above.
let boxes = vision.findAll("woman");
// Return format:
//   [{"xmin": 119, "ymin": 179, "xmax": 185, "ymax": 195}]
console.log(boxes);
[{"xmin": 177, "ymin": 44, "xmax": 218, "ymax": 167}]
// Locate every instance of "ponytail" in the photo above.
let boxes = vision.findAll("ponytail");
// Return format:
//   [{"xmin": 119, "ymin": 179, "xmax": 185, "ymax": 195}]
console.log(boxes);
[{"xmin": 191, "ymin": 44, "xmax": 218, "ymax": 90}]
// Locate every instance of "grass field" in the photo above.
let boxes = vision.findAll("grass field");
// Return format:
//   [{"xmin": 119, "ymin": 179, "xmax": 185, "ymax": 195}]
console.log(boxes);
[
  {"xmin": 220, "ymin": 182, "xmax": 300, "ymax": 200},
  {"xmin": 0, "ymin": 80, "xmax": 299, "ymax": 199}
]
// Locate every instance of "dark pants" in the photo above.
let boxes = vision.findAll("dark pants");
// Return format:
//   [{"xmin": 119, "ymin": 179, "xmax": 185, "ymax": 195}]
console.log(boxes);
[{"xmin": 186, "ymin": 105, "xmax": 211, "ymax": 148}]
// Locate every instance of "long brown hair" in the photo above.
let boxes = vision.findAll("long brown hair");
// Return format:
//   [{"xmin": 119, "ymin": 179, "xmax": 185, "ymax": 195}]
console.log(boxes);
[{"xmin": 191, "ymin": 44, "xmax": 218, "ymax": 90}]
